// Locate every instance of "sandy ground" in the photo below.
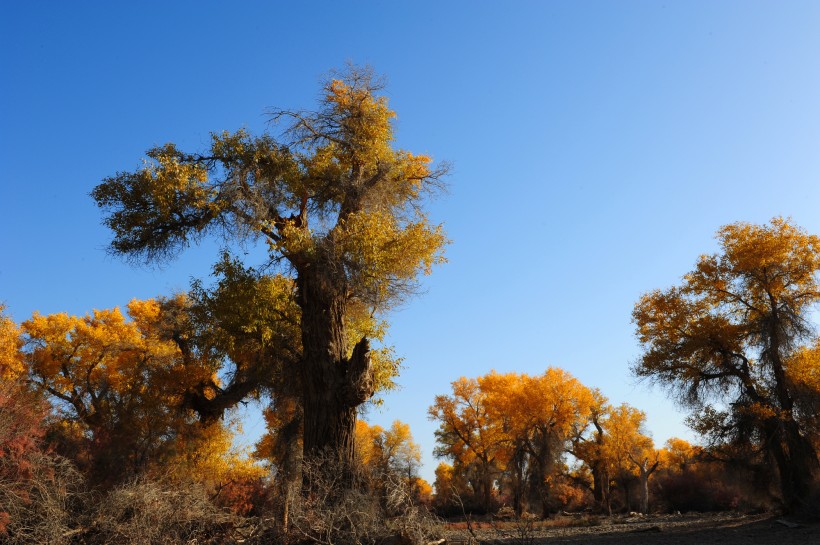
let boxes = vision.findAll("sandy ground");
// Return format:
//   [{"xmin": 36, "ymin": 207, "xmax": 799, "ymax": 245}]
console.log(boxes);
[{"xmin": 445, "ymin": 512, "xmax": 819, "ymax": 545}]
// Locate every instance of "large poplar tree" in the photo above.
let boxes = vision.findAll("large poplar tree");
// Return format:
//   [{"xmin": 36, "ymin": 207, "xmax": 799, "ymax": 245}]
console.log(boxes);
[
  {"xmin": 632, "ymin": 218, "xmax": 820, "ymax": 511},
  {"xmin": 92, "ymin": 67, "xmax": 447, "ymax": 465}
]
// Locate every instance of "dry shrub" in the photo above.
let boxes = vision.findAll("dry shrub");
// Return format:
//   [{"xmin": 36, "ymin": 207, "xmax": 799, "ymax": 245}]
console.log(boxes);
[
  {"xmin": 86, "ymin": 477, "xmax": 236, "ymax": 545},
  {"xmin": 0, "ymin": 453, "xmax": 83, "ymax": 545},
  {"xmin": 0, "ymin": 380, "xmax": 84, "ymax": 544},
  {"xmin": 213, "ymin": 476, "xmax": 269, "ymax": 517},
  {"xmin": 288, "ymin": 451, "xmax": 441, "ymax": 545}
]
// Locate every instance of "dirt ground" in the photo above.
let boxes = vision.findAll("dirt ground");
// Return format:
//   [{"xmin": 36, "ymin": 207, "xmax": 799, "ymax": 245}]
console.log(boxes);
[{"xmin": 445, "ymin": 512, "xmax": 819, "ymax": 545}]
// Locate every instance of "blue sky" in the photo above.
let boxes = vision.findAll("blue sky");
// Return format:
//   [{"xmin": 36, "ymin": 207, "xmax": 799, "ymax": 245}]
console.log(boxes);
[{"xmin": 3, "ymin": 1, "xmax": 820, "ymax": 484}]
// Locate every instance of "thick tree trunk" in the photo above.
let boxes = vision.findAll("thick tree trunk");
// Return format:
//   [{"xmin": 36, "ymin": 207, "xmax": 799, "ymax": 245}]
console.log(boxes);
[
  {"xmin": 591, "ymin": 464, "xmax": 603, "ymax": 505},
  {"xmin": 297, "ymin": 269, "xmax": 374, "ymax": 468},
  {"xmin": 591, "ymin": 463, "xmax": 612, "ymax": 515},
  {"xmin": 763, "ymin": 301, "xmax": 820, "ymax": 510},
  {"xmin": 765, "ymin": 417, "xmax": 820, "ymax": 511}
]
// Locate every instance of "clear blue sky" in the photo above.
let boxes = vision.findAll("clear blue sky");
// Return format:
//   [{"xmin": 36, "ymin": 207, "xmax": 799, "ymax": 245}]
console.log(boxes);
[{"xmin": 3, "ymin": 1, "xmax": 820, "ymax": 485}]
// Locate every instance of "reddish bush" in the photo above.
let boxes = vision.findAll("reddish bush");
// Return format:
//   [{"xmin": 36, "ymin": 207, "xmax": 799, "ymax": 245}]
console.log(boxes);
[
  {"xmin": 0, "ymin": 381, "xmax": 48, "ymax": 529},
  {"xmin": 0, "ymin": 380, "xmax": 82, "ymax": 544},
  {"xmin": 551, "ymin": 480, "xmax": 591, "ymax": 512},
  {"xmin": 213, "ymin": 476, "xmax": 268, "ymax": 516}
]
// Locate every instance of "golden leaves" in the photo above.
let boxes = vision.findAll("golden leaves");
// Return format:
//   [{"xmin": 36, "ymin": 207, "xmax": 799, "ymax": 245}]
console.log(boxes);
[
  {"xmin": 94, "ymin": 66, "xmax": 447, "ymax": 313},
  {"xmin": 24, "ymin": 307, "xmax": 145, "ymax": 394},
  {"xmin": 787, "ymin": 343, "xmax": 820, "ymax": 393},
  {"xmin": 325, "ymin": 78, "xmax": 396, "ymax": 164},
  {"xmin": 0, "ymin": 305, "xmax": 23, "ymax": 380},
  {"xmin": 601, "ymin": 404, "xmax": 655, "ymax": 475},
  {"xmin": 167, "ymin": 418, "xmax": 266, "ymax": 486},
  {"xmin": 693, "ymin": 217, "xmax": 820, "ymax": 309},
  {"xmin": 633, "ymin": 217, "xmax": 820, "ymax": 485},
  {"xmin": 633, "ymin": 217, "xmax": 820, "ymax": 388},
  {"xmin": 335, "ymin": 209, "xmax": 447, "ymax": 305},
  {"xmin": 356, "ymin": 419, "xmax": 422, "ymax": 474},
  {"xmin": 658, "ymin": 437, "xmax": 698, "ymax": 470},
  {"xmin": 430, "ymin": 368, "xmax": 596, "ymax": 478},
  {"xmin": 20, "ymin": 300, "xmax": 229, "ymax": 477}
]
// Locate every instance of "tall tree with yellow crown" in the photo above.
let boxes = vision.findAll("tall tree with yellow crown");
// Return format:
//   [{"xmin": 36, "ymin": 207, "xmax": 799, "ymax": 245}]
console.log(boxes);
[{"xmin": 92, "ymin": 66, "xmax": 447, "ymax": 466}]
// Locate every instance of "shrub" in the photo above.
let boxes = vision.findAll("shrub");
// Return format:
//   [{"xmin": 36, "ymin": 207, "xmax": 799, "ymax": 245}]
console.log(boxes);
[
  {"xmin": 653, "ymin": 471, "xmax": 741, "ymax": 512},
  {"xmin": 86, "ymin": 477, "xmax": 235, "ymax": 545},
  {"xmin": 213, "ymin": 475, "xmax": 269, "ymax": 517},
  {"xmin": 287, "ymin": 451, "xmax": 441, "ymax": 545},
  {"xmin": 0, "ymin": 381, "xmax": 84, "ymax": 544}
]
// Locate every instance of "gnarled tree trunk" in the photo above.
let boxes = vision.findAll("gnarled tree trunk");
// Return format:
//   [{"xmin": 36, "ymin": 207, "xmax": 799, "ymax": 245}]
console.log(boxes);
[{"xmin": 297, "ymin": 268, "xmax": 374, "ymax": 468}]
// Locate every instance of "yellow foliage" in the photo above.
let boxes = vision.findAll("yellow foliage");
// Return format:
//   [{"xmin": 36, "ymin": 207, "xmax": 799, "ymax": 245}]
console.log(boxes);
[
  {"xmin": 430, "ymin": 367, "xmax": 597, "ymax": 511},
  {"xmin": 600, "ymin": 404, "xmax": 656, "ymax": 477},
  {"xmin": 0, "ymin": 305, "xmax": 23, "ymax": 380},
  {"xmin": 92, "ymin": 67, "xmax": 449, "ymax": 462},
  {"xmin": 413, "ymin": 477, "xmax": 433, "ymax": 504},
  {"xmin": 166, "ymin": 418, "xmax": 266, "ymax": 488},
  {"xmin": 253, "ymin": 396, "xmax": 302, "ymax": 468},
  {"xmin": 324, "ymin": 77, "xmax": 396, "ymax": 166},
  {"xmin": 787, "ymin": 343, "xmax": 820, "ymax": 393},
  {"xmin": 355, "ymin": 420, "xmax": 385, "ymax": 466},
  {"xmin": 633, "ymin": 218, "xmax": 820, "ymax": 450},
  {"xmin": 21, "ymin": 299, "xmax": 227, "ymax": 481},
  {"xmin": 356, "ymin": 419, "xmax": 421, "ymax": 475},
  {"xmin": 336, "ymin": 210, "xmax": 447, "ymax": 307},
  {"xmin": 659, "ymin": 437, "xmax": 698, "ymax": 471}
]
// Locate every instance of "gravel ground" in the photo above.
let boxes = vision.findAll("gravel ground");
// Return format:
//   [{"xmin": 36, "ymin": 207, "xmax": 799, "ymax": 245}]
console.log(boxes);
[{"xmin": 444, "ymin": 512, "xmax": 819, "ymax": 545}]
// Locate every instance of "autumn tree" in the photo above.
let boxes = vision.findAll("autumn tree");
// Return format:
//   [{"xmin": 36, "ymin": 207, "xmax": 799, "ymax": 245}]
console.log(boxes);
[
  {"xmin": 570, "ymin": 397, "xmax": 659, "ymax": 514},
  {"xmin": 658, "ymin": 437, "xmax": 698, "ymax": 473},
  {"xmin": 604, "ymin": 404, "xmax": 659, "ymax": 513},
  {"xmin": 784, "ymin": 342, "xmax": 820, "ymax": 451},
  {"xmin": 355, "ymin": 419, "xmax": 428, "ymax": 506},
  {"xmin": 184, "ymin": 255, "xmax": 303, "ymax": 424},
  {"xmin": 429, "ymin": 376, "xmax": 504, "ymax": 512},
  {"xmin": 481, "ymin": 370, "xmax": 594, "ymax": 517},
  {"xmin": 653, "ymin": 438, "xmax": 718, "ymax": 511},
  {"xmin": 633, "ymin": 218, "xmax": 820, "ymax": 511},
  {"xmin": 21, "ymin": 298, "xmax": 247, "ymax": 485},
  {"xmin": 431, "ymin": 462, "xmax": 468, "ymax": 513},
  {"xmin": 0, "ymin": 354, "xmax": 46, "ymax": 535},
  {"xmin": 570, "ymin": 390, "xmax": 613, "ymax": 513},
  {"xmin": 0, "ymin": 306, "xmax": 81, "ymax": 541},
  {"xmin": 356, "ymin": 420, "xmax": 422, "ymax": 480},
  {"xmin": 430, "ymin": 369, "xmax": 595, "ymax": 516},
  {"xmin": 92, "ymin": 66, "xmax": 447, "ymax": 467}
]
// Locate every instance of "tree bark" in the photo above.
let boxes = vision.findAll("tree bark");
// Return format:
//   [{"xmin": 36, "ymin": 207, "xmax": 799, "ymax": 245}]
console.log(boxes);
[
  {"xmin": 297, "ymin": 268, "xmax": 375, "ymax": 468},
  {"xmin": 764, "ymin": 417, "xmax": 820, "ymax": 511}
]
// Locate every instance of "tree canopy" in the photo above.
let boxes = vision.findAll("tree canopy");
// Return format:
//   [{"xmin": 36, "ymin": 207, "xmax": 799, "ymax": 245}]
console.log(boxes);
[
  {"xmin": 633, "ymin": 217, "xmax": 820, "ymax": 510},
  {"xmin": 92, "ymin": 66, "xmax": 448, "ymax": 465}
]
